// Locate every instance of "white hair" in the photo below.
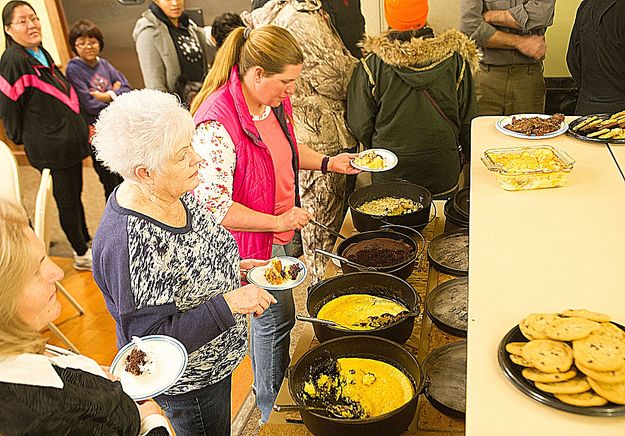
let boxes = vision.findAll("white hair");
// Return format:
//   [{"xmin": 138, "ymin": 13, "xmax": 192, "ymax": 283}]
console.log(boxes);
[{"xmin": 92, "ymin": 89, "xmax": 195, "ymax": 181}]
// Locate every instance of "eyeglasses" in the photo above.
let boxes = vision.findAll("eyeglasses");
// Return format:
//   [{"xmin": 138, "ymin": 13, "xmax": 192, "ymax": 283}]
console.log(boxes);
[
  {"xmin": 11, "ymin": 15, "xmax": 40, "ymax": 27},
  {"xmin": 75, "ymin": 41, "xmax": 99, "ymax": 49}
]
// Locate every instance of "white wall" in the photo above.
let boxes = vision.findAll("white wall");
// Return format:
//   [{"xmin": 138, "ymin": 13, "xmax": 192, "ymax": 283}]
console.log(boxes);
[
  {"xmin": 0, "ymin": 0, "xmax": 62, "ymax": 63},
  {"xmin": 360, "ymin": 0, "xmax": 581, "ymax": 77}
]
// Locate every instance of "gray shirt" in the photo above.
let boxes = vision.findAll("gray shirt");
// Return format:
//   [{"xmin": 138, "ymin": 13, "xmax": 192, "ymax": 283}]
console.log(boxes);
[{"xmin": 460, "ymin": 0, "xmax": 555, "ymax": 66}]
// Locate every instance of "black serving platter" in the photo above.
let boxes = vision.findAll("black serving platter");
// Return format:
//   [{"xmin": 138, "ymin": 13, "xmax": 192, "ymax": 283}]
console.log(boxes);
[
  {"xmin": 425, "ymin": 277, "xmax": 468, "ymax": 337},
  {"xmin": 427, "ymin": 229, "xmax": 469, "ymax": 276},
  {"xmin": 498, "ymin": 323, "xmax": 625, "ymax": 417},
  {"xmin": 567, "ymin": 113, "xmax": 625, "ymax": 144}
]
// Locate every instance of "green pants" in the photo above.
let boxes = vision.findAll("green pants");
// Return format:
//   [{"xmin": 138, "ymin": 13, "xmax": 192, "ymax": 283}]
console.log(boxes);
[{"xmin": 475, "ymin": 62, "xmax": 546, "ymax": 115}]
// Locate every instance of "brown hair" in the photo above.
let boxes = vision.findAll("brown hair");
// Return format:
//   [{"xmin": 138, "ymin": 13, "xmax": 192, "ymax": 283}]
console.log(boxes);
[
  {"xmin": 0, "ymin": 200, "xmax": 45, "ymax": 358},
  {"xmin": 68, "ymin": 19, "xmax": 105, "ymax": 55},
  {"xmin": 190, "ymin": 25, "xmax": 303, "ymax": 114},
  {"xmin": 2, "ymin": 0, "xmax": 35, "ymax": 48}
]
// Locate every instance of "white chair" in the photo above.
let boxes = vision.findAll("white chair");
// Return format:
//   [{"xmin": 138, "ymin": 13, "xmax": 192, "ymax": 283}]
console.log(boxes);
[
  {"xmin": 0, "ymin": 140, "xmax": 21, "ymax": 202},
  {"xmin": 34, "ymin": 169, "xmax": 83, "ymax": 354}
]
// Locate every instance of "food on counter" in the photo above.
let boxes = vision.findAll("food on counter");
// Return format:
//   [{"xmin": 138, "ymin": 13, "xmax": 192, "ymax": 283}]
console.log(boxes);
[
  {"xmin": 572, "ymin": 110, "xmax": 625, "ymax": 139},
  {"xmin": 316, "ymin": 294, "xmax": 409, "ymax": 330},
  {"xmin": 302, "ymin": 357, "xmax": 414, "ymax": 418},
  {"xmin": 521, "ymin": 339, "xmax": 574, "ymax": 373},
  {"xmin": 482, "ymin": 145, "xmax": 575, "ymax": 191},
  {"xmin": 264, "ymin": 259, "xmax": 302, "ymax": 285},
  {"xmin": 506, "ymin": 309, "xmax": 625, "ymax": 407},
  {"xmin": 504, "ymin": 113, "xmax": 565, "ymax": 136},
  {"xmin": 353, "ymin": 150, "xmax": 386, "ymax": 169},
  {"xmin": 343, "ymin": 237, "xmax": 413, "ymax": 268},
  {"xmin": 356, "ymin": 197, "xmax": 422, "ymax": 216}
]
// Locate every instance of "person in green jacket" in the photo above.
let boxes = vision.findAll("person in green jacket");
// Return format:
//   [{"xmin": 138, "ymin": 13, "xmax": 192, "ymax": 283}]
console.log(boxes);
[{"xmin": 347, "ymin": 0, "xmax": 479, "ymax": 198}]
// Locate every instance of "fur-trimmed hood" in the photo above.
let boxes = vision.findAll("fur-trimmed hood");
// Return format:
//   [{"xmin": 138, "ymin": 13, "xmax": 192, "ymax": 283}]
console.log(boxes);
[{"xmin": 361, "ymin": 28, "xmax": 480, "ymax": 77}]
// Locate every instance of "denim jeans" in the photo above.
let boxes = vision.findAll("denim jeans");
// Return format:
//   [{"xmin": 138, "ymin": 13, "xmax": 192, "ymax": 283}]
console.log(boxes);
[
  {"xmin": 250, "ymin": 242, "xmax": 296, "ymax": 422},
  {"xmin": 155, "ymin": 375, "xmax": 231, "ymax": 436}
]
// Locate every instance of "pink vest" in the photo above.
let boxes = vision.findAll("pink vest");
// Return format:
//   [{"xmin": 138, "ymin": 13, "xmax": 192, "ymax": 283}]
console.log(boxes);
[{"xmin": 194, "ymin": 66, "xmax": 300, "ymax": 260}]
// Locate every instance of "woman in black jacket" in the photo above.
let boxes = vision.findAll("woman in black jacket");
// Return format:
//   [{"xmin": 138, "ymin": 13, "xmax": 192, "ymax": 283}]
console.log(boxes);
[
  {"xmin": 0, "ymin": 1, "xmax": 92, "ymax": 270},
  {"xmin": 0, "ymin": 199, "xmax": 169, "ymax": 435}
]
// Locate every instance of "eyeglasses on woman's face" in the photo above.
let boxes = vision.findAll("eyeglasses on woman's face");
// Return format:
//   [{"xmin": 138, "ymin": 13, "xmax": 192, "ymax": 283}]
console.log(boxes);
[
  {"xmin": 75, "ymin": 39, "xmax": 99, "ymax": 49},
  {"xmin": 11, "ymin": 15, "xmax": 40, "ymax": 27}
]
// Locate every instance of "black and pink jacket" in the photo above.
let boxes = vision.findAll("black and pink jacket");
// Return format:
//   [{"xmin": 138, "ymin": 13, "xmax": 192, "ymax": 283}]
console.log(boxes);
[{"xmin": 0, "ymin": 45, "xmax": 89, "ymax": 170}]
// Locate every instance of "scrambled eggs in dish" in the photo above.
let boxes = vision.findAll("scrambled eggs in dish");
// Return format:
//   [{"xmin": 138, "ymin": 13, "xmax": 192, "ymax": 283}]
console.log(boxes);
[
  {"xmin": 356, "ymin": 197, "xmax": 421, "ymax": 216},
  {"xmin": 317, "ymin": 294, "xmax": 408, "ymax": 330},
  {"xmin": 353, "ymin": 151, "xmax": 385, "ymax": 169},
  {"xmin": 303, "ymin": 357, "xmax": 413, "ymax": 418}
]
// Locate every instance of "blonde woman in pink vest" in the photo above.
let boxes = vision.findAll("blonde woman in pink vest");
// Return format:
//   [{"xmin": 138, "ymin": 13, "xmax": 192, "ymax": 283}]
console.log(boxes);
[{"xmin": 190, "ymin": 25, "xmax": 359, "ymax": 423}]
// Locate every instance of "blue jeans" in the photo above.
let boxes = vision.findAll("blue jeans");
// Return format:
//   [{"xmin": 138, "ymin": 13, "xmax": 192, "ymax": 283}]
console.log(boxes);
[
  {"xmin": 250, "ymin": 242, "xmax": 296, "ymax": 422},
  {"xmin": 155, "ymin": 375, "xmax": 231, "ymax": 436}
]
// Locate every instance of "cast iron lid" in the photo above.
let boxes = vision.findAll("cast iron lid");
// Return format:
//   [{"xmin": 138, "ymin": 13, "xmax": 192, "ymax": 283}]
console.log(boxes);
[
  {"xmin": 422, "ymin": 341, "xmax": 467, "ymax": 418},
  {"xmin": 452, "ymin": 187, "xmax": 470, "ymax": 220},
  {"xmin": 498, "ymin": 323, "xmax": 625, "ymax": 417},
  {"xmin": 425, "ymin": 277, "xmax": 468, "ymax": 337},
  {"xmin": 427, "ymin": 229, "xmax": 469, "ymax": 276},
  {"xmin": 444, "ymin": 198, "xmax": 469, "ymax": 227}
]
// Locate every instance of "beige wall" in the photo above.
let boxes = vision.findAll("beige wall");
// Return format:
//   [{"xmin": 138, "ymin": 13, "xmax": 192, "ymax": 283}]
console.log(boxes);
[
  {"xmin": 0, "ymin": 0, "xmax": 66, "ymax": 66},
  {"xmin": 361, "ymin": 0, "xmax": 582, "ymax": 77}
]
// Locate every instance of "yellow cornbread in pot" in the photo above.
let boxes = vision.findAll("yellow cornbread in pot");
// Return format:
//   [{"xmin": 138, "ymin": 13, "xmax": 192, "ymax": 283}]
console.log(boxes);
[
  {"xmin": 316, "ymin": 294, "xmax": 408, "ymax": 330},
  {"xmin": 303, "ymin": 357, "xmax": 414, "ymax": 418}
]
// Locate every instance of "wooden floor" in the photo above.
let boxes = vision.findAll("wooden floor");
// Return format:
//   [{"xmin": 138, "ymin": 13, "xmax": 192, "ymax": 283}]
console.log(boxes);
[{"xmin": 46, "ymin": 256, "xmax": 254, "ymax": 418}]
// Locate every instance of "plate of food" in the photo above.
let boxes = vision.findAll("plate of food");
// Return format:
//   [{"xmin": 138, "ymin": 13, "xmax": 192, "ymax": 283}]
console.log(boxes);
[
  {"xmin": 567, "ymin": 111, "xmax": 625, "ymax": 143},
  {"xmin": 495, "ymin": 113, "xmax": 567, "ymax": 139},
  {"xmin": 111, "ymin": 335, "xmax": 188, "ymax": 401},
  {"xmin": 350, "ymin": 149, "xmax": 398, "ymax": 172},
  {"xmin": 246, "ymin": 256, "xmax": 307, "ymax": 291},
  {"xmin": 498, "ymin": 309, "xmax": 625, "ymax": 416}
]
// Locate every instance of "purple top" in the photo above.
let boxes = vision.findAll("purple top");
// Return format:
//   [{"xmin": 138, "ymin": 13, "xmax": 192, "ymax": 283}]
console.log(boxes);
[{"xmin": 66, "ymin": 57, "xmax": 132, "ymax": 125}]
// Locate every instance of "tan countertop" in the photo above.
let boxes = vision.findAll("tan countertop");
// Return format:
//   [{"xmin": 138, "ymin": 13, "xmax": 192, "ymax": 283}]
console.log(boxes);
[
  {"xmin": 608, "ymin": 144, "xmax": 625, "ymax": 181},
  {"xmin": 466, "ymin": 117, "xmax": 625, "ymax": 434}
]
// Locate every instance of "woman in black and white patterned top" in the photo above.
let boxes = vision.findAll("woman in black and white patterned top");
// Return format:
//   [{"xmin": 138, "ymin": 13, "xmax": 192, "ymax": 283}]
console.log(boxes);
[{"xmin": 91, "ymin": 89, "xmax": 276, "ymax": 436}]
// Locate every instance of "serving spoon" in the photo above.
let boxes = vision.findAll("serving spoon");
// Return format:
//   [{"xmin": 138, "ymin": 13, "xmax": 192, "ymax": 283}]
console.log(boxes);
[
  {"xmin": 309, "ymin": 219, "xmax": 346, "ymax": 240},
  {"xmin": 314, "ymin": 249, "xmax": 377, "ymax": 272},
  {"xmin": 296, "ymin": 314, "xmax": 341, "ymax": 328},
  {"xmin": 273, "ymin": 403, "xmax": 363, "ymax": 419}
]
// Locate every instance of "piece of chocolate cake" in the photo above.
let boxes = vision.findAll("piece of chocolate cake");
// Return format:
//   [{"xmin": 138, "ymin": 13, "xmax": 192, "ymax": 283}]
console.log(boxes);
[{"xmin": 125, "ymin": 347, "xmax": 148, "ymax": 376}]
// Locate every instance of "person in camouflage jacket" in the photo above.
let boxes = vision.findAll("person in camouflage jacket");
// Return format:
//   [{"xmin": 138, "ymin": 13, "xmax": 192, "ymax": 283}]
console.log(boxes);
[{"xmin": 243, "ymin": 0, "xmax": 357, "ymax": 279}]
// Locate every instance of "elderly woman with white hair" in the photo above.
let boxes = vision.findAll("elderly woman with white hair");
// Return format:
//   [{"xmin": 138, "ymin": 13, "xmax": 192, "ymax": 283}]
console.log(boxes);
[{"xmin": 91, "ymin": 89, "xmax": 276, "ymax": 436}]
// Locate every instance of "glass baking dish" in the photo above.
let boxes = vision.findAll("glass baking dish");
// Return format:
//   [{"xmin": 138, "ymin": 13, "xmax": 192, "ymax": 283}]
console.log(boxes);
[{"xmin": 481, "ymin": 145, "xmax": 575, "ymax": 191}]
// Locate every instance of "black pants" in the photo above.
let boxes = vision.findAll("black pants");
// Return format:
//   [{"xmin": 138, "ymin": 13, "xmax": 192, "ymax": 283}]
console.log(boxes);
[
  {"xmin": 91, "ymin": 150, "xmax": 122, "ymax": 200},
  {"xmin": 49, "ymin": 163, "xmax": 90, "ymax": 255}
]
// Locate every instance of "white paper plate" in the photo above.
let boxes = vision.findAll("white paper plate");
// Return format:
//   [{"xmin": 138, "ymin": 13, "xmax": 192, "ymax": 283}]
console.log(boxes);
[
  {"xmin": 246, "ymin": 256, "xmax": 307, "ymax": 291},
  {"xmin": 495, "ymin": 114, "xmax": 568, "ymax": 139},
  {"xmin": 350, "ymin": 148, "xmax": 398, "ymax": 172},
  {"xmin": 111, "ymin": 335, "xmax": 188, "ymax": 401}
]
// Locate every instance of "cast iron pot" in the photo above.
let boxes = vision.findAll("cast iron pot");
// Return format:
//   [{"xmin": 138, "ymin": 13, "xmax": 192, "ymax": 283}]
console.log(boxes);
[
  {"xmin": 307, "ymin": 272, "xmax": 420, "ymax": 344},
  {"xmin": 348, "ymin": 181, "xmax": 433, "ymax": 232},
  {"xmin": 335, "ymin": 227, "xmax": 424, "ymax": 280},
  {"xmin": 286, "ymin": 335, "xmax": 424, "ymax": 436}
]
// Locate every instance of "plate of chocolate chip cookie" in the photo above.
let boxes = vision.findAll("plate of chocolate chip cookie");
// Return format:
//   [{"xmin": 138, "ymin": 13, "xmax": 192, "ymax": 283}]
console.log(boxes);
[{"xmin": 498, "ymin": 309, "xmax": 625, "ymax": 416}]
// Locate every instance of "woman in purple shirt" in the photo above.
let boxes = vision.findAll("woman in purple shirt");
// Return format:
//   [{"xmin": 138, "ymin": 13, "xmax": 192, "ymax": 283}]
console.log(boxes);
[{"xmin": 66, "ymin": 19, "xmax": 131, "ymax": 200}]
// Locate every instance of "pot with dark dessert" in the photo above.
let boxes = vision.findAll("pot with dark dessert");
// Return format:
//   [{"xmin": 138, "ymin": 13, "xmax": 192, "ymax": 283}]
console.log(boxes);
[
  {"xmin": 305, "ymin": 272, "xmax": 420, "ymax": 344},
  {"xmin": 348, "ymin": 181, "xmax": 433, "ymax": 232},
  {"xmin": 335, "ymin": 228, "xmax": 424, "ymax": 280}
]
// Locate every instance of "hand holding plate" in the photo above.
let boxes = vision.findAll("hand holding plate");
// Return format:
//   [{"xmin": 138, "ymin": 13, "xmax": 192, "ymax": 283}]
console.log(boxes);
[
  {"xmin": 330, "ymin": 153, "xmax": 362, "ymax": 174},
  {"xmin": 223, "ymin": 284, "xmax": 277, "ymax": 317}
]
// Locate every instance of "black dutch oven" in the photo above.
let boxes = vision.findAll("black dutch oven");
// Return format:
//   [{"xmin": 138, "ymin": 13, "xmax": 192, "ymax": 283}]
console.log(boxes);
[
  {"xmin": 306, "ymin": 272, "xmax": 420, "ymax": 344},
  {"xmin": 348, "ymin": 181, "xmax": 434, "ymax": 232},
  {"xmin": 335, "ymin": 227, "xmax": 425, "ymax": 280},
  {"xmin": 286, "ymin": 335, "xmax": 424, "ymax": 436}
]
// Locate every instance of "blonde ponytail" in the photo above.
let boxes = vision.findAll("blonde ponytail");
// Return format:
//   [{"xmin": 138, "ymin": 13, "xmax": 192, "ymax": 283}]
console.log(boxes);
[{"xmin": 191, "ymin": 25, "xmax": 304, "ymax": 115}]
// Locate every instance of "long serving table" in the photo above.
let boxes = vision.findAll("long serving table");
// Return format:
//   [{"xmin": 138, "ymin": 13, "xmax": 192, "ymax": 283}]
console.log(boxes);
[{"xmin": 466, "ymin": 117, "xmax": 625, "ymax": 435}]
